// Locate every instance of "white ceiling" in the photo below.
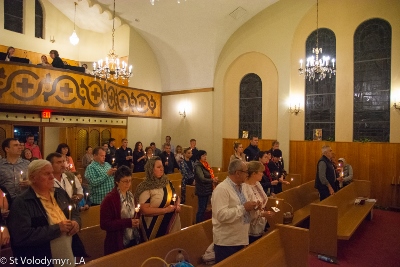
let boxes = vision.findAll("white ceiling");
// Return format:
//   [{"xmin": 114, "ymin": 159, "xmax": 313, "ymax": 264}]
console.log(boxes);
[{"xmin": 48, "ymin": 0, "xmax": 279, "ymax": 90}]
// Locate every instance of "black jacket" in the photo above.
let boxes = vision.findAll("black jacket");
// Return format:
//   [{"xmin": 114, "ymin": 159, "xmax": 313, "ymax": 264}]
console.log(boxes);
[
  {"xmin": 8, "ymin": 187, "xmax": 85, "ymax": 266},
  {"xmin": 194, "ymin": 161, "xmax": 213, "ymax": 197}
]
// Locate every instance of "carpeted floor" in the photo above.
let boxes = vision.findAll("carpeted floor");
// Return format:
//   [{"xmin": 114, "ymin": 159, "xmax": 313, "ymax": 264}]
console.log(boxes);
[{"xmin": 308, "ymin": 209, "xmax": 400, "ymax": 267}]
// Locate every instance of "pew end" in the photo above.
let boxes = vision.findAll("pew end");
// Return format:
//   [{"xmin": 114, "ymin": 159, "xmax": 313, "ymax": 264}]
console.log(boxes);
[
  {"xmin": 80, "ymin": 205, "xmax": 100, "ymax": 228},
  {"xmin": 214, "ymin": 224, "xmax": 309, "ymax": 267}
]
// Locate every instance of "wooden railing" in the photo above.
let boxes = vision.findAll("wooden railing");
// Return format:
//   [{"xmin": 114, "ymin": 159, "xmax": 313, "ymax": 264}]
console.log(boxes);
[{"xmin": 0, "ymin": 61, "xmax": 161, "ymax": 118}]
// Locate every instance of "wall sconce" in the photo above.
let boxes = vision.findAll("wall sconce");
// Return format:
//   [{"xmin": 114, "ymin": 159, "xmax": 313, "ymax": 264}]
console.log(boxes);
[
  {"xmin": 289, "ymin": 104, "xmax": 301, "ymax": 115},
  {"xmin": 179, "ymin": 109, "xmax": 186, "ymax": 118},
  {"xmin": 394, "ymin": 101, "xmax": 400, "ymax": 110},
  {"xmin": 50, "ymin": 36, "xmax": 55, "ymax": 43}
]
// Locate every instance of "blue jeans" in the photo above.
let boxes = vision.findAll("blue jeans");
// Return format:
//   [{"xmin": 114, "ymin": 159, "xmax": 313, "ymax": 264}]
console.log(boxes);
[{"xmin": 196, "ymin": 195, "xmax": 210, "ymax": 223}]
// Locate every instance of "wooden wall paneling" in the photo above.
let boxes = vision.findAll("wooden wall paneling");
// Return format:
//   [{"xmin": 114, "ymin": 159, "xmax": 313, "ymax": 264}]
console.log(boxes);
[
  {"xmin": 0, "ymin": 124, "xmax": 12, "ymax": 158},
  {"xmin": 111, "ymin": 128, "xmax": 127, "ymax": 148},
  {"xmin": 75, "ymin": 127, "xmax": 89, "ymax": 171}
]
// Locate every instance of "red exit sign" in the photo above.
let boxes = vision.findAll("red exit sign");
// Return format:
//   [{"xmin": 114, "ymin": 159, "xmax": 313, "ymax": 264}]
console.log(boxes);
[{"xmin": 42, "ymin": 111, "xmax": 51, "ymax": 119}]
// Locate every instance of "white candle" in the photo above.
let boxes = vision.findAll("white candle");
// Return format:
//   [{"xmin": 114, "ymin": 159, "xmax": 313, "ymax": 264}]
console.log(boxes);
[
  {"xmin": 299, "ymin": 59, "xmax": 303, "ymax": 68},
  {"xmin": 85, "ymin": 192, "xmax": 89, "ymax": 201},
  {"xmin": 2, "ymin": 193, "xmax": 5, "ymax": 211},
  {"xmin": 275, "ymin": 200, "xmax": 279, "ymax": 207},
  {"xmin": 112, "ymin": 158, "xmax": 115, "ymax": 164},
  {"xmin": 20, "ymin": 171, "xmax": 23, "ymax": 182},
  {"xmin": 135, "ymin": 204, "xmax": 140, "ymax": 213},
  {"xmin": 172, "ymin": 194, "xmax": 177, "ymax": 202},
  {"xmin": 68, "ymin": 205, "xmax": 72, "ymax": 220}
]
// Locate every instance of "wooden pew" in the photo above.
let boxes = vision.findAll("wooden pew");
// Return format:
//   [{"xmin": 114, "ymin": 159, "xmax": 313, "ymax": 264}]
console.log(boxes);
[
  {"xmin": 167, "ymin": 172, "xmax": 182, "ymax": 180},
  {"xmin": 80, "ymin": 205, "xmax": 100, "ymax": 229},
  {"xmin": 185, "ymin": 185, "xmax": 198, "ymax": 224},
  {"xmin": 213, "ymin": 224, "xmax": 309, "ymax": 267},
  {"xmin": 78, "ymin": 204, "xmax": 194, "ymax": 264},
  {"xmin": 79, "ymin": 225, "xmax": 106, "ymax": 261},
  {"xmin": 216, "ymin": 171, "xmax": 228, "ymax": 182},
  {"xmin": 132, "ymin": 172, "xmax": 145, "ymax": 178},
  {"xmin": 309, "ymin": 180, "xmax": 374, "ymax": 257},
  {"xmin": 82, "ymin": 219, "xmax": 213, "ymax": 267},
  {"xmin": 274, "ymin": 180, "xmax": 320, "ymax": 227},
  {"xmin": 282, "ymin": 173, "xmax": 301, "ymax": 191}
]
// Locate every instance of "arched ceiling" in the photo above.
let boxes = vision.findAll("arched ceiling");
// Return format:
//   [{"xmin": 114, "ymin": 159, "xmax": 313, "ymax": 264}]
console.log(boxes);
[{"xmin": 48, "ymin": 0, "xmax": 278, "ymax": 91}]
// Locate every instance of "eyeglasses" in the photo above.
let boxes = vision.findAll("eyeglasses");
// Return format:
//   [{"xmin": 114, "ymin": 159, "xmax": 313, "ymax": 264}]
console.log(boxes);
[
  {"xmin": 119, "ymin": 179, "xmax": 132, "ymax": 184},
  {"xmin": 237, "ymin": 170, "xmax": 249, "ymax": 175}
]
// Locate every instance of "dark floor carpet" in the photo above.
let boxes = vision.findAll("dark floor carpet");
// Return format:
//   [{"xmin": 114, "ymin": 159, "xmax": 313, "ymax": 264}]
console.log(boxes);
[{"xmin": 308, "ymin": 209, "xmax": 400, "ymax": 267}]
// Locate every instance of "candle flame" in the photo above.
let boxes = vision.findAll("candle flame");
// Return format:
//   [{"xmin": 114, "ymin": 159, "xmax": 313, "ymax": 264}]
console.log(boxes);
[
  {"xmin": 68, "ymin": 205, "xmax": 72, "ymax": 211},
  {"xmin": 276, "ymin": 200, "xmax": 279, "ymax": 205},
  {"xmin": 0, "ymin": 226, "xmax": 3, "ymax": 232}
]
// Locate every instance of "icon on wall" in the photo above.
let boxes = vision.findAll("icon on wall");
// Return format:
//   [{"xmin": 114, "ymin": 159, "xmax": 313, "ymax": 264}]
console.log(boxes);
[
  {"xmin": 313, "ymin": 129, "xmax": 322, "ymax": 141},
  {"xmin": 242, "ymin": 131, "xmax": 249, "ymax": 139}
]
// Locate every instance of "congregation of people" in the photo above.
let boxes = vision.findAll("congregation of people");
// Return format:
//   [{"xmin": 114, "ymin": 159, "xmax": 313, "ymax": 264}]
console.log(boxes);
[{"xmin": 0, "ymin": 132, "xmax": 354, "ymax": 265}]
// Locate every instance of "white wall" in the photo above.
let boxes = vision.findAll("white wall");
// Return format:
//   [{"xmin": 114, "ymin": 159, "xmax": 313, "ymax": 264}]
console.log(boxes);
[
  {"xmin": 43, "ymin": 126, "xmax": 59, "ymax": 158},
  {"xmin": 127, "ymin": 117, "xmax": 162, "ymax": 151}
]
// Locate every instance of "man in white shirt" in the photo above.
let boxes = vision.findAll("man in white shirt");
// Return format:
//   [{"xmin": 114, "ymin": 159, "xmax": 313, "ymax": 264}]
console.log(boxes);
[
  {"xmin": 46, "ymin": 152, "xmax": 83, "ymax": 203},
  {"xmin": 211, "ymin": 159, "xmax": 258, "ymax": 263}
]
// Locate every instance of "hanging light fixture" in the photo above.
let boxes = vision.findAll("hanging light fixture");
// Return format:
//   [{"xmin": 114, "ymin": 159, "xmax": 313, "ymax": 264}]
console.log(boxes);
[
  {"xmin": 92, "ymin": 0, "xmax": 132, "ymax": 83},
  {"xmin": 298, "ymin": 0, "xmax": 335, "ymax": 81},
  {"xmin": 69, "ymin": 2, "xmax": 79, "ymax": 46}
]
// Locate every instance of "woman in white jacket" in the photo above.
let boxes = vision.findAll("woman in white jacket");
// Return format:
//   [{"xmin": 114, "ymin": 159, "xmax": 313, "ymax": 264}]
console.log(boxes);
[{"xmin": 242, "ymin": 161, "xmax": 275, "ymax": 244}]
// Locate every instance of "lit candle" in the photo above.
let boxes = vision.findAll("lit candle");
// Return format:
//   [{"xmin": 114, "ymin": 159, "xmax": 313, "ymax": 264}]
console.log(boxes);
[
  {"xmin": 275, "ymin": 172, "xmax": 279, "ymax": 177},
  {"xmin": 218, "ymin": 168, "xmax": 221, "ymax": 172},
  {"xmin": 135, "ymin": 204, "xmax": 140, "ymax": 213},
  {"xmin": 275, "ymin": 200, "xmax": 279, "ymax": 207},
  {"xmin": 68, "ymin": 205, "xmax": 72, "ymax": 220},
  {"xmin": 71, "ymin": 180, "xmax": 74, "ymax": 185},
  {"xmin": 341, "ymin": 172, "xmax": 344, "ymax": 177},
  {"xmin": 20, "ymin": 171, "xmax": 23, "ymax": 182},
  {"xmin": 299, "ymin": 59, "xmax": 303, "ymax": 68},
  {"xmin": 69, "ymin": 164, "xmax": 73, "ymax": 169},
  {"xmin": 166, "ymin": 157, "xmax": 169, "ymax": 161},
  {"xmin": 85, "ymin": 192, "xmax": 89, "ymax": 201},
  {"xmin": 291, "ymin": 177, "xmax": 294, "ymax": 182},
  {"xmin": 0, "ymin": 226, "xmax": 3, "ymax": 246},
  {"xmin": 172, "ymin": 194, "xmax": 177, "ymax": 202},
  {"xmin": 112, "ymin": 158, "xmax": 115, "ymax": 164},
  {"xmin": 246, "ymin": 156, "xmax": 249, "ymax": 161}
]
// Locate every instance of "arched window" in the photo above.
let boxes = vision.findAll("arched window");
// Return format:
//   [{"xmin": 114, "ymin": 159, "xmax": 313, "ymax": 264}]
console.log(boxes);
[
  {"xmin": 4, "ymin": 0, "xmax": 23, "ymax": 34},
  {"xmin": 35, "ymin": 0, "xmax": 44, "ymax": 39},
  {"xmin": 239, "ymin": 73, "xmax": 262, "ymax": 138},
  {"xmin": 353, "ymin": 18, "xmax": 391, "ymax": 142},
  {"xmin": 304, "ymin": 28, "xmax": 336, "ymax": 141}
]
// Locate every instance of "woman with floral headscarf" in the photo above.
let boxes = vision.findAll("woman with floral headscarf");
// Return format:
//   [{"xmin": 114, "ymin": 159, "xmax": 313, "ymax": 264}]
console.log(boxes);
[{"xmin": 134, "ymin": 157, "xmax": 181, "ymax": 241}]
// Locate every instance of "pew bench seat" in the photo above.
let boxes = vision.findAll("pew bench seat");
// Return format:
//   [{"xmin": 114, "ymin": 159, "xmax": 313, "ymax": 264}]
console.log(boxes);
[
  {"xmin": 213, "ymin": 224, "xmax": 309, "ymax": 267},
  {"xmin": 310, "ymin": 180, "xmax": 373, "ymax": 257}
]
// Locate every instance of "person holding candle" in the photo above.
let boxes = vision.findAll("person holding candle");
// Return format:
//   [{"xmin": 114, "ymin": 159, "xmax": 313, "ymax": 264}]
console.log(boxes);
[
  {"xmin": 56, "ymin": 143, "xmax": 76, "ymax": 172},
  {"xmin": 100, "ymin": 165, "xmax": 141, "ymax": 255},
  {"xmin": 229, "ymin": 142, "xmax": 246, "ymax": 163},
  {"xmin": 145, "ymin": 146, "xmax": 153, "ymax": 160},
  {"xmin": 243, "ymin": 161, "xmax": 275, "ymax": 244},
  {"xmin": 337, "ymin": 158, "xmax": 353, "ymax": 188},
  {"xmin": 133, "ymin": 141, "xmax": 146, "ymax": 173},
  {"xmin": 267, "ymin": 149, "xmax": 289, "ymax": 194},
  {"xmin": 160, "ymin": 144, "xmax": 179, "ymax": 174},
  {"xmin": 0, "ymin": 138, "xmax": 30, "ymax": 202},
  {"xmin": 82, "ymin": 146, "xmax": 94, "ymax": 169},
  {"xmin": 115, "ymin": 138, "xmax": 133, "ymax": 169},
  {"xmin": 258, "ymin": 150, "xmax": 279, "ymax": 196},
  {"xmin": 174, "ymin": 145, "xmax": 184, "ymax": 165},
  {"xmin": 74, "ymin": 172, "xmax": 91, "ymax": 211},
  {"xmin": 179, "ymin": 147, "xmax": 195, "ymax": 204},
  {"xmin": 243, "ymin": 136, "xmax": 260, "ymax": 161},
  {"xmin": 0, "ymin": 188, "xmax": 10, "ymax": 246},
  {"xmin": 8, "ymin": 159, "xmax": 87, "ymax": 265},
  {"xmin": 134, "ymin": 157, "xmax": 181, "ymax": 241},
  {"xmin": 194, "ymin": 150, "xmax": 218, "ymax": 223}
]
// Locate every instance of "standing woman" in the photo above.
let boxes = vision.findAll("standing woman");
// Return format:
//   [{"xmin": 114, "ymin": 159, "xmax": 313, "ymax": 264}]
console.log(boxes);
[
  {"xmin": 134, "ymin": 157, "xmax": 181, "ymax": 241},
  {"xmin": 56, "ymin": 143, "xmax": 76, "ymax": 172},
  {"xmin": 229, "ymin": 142, "xmax": 246, "ymax": 162},
  {"xmin": 100, "ymin": 166, "xmax": 141, "ymax": 255},
  {"xmin": 175, "ymin": 145, "xmax": 184, "ymax": 165},
  {"xmin": 82, "ymin": 146, "xmax": 94, "ymax": 169},
  {"xmin": 22, "ymin": 148, "xmax": 38, "ymax": 162},
  {"xmin": 258, "ymin": 150, "xmax": 278, "ymax": 196},
  {"xmin": 179, "ymin": 147, "xmax": 195, "ymax": 204},
  {"xmin": 133, "ymin": 142, "xmax": 146, "ymax": 173},
  {"xmin": 194, "ymin": 150, "xmax": 218, "ymax": 223},
  {"xmin": 242, "ymin": 161, "xmax": 274, "ymax": 244}
]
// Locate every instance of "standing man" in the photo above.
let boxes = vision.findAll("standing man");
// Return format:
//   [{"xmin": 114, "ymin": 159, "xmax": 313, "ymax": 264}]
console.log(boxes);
[
  {"xmin": 244, "ymin": 136, "xmax": 260, "ymax": 161},
  {"xmin": 107, "ymin": 138, "xmax": 117, "ymax": 164},
  {"xmin": 150, "ymin": 142, "xmax": 162, "ymax": 157},
  {"xmin": 25, "ymin": 134, "xmax": 42, "ymax": 159},
  {"xmin": 115, "ymin": 138, "xmax": 133, "ymax": 169},
  {"xmin": 211, "ymin": 159, "xmax": 258, "ymax": 263},
  {"xmin": 47, "ymin": 152, "xmax": 83, "ymax": 202},
  {"xmin": 85, "ymin": 147, "xmax": 116, "ymax": 206},
  {"xmin": 0, "ymin": 138, "xmax": 30, "ymax": 201},
  {"xmin": 189, "ymin": 139, "xmax": 199, "ymax": 162},
  {"xmin": 160, "ymin": 144, "xmax": 179, "ymax": 174},
  {"xmin": 315, "ymin": 145, "xmax": 337, "ymax": 201},
  {"xmin": 165, "ymin": 136, "xmax": 175, "ymax": 154}
]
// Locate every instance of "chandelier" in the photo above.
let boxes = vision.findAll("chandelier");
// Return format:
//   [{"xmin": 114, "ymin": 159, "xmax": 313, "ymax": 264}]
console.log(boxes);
[
  {"xmin": 298, "ymin": 0, "xmax": 335, "ymax": 81},
  {"xmin": 69, "ymin": 2, "xmax": 79, "ymax": 46},
  {"xmin": 92, "ymin": 0, "xmax": 132, "ymax": 83}
]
